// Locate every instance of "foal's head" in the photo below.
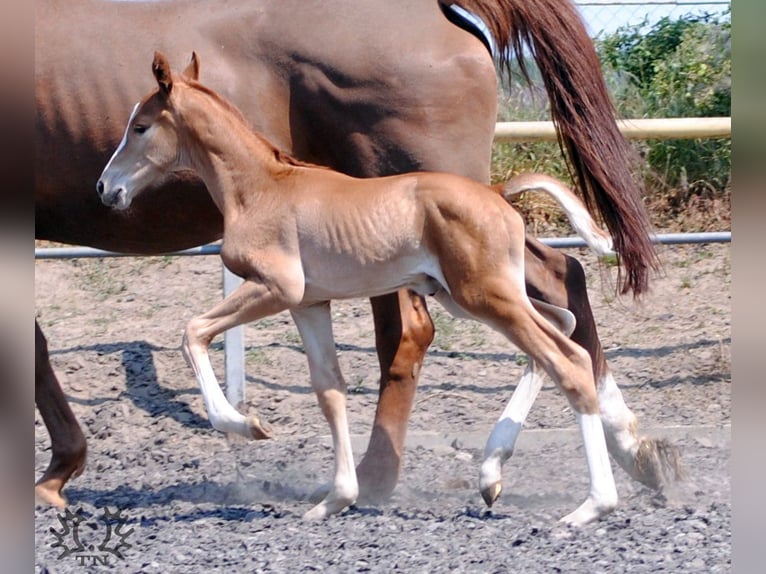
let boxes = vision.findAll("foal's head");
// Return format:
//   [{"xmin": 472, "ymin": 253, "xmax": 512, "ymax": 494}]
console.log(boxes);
[{"xmin": 96, "ymin": 52, "xmax": 200, "ymax": 210}]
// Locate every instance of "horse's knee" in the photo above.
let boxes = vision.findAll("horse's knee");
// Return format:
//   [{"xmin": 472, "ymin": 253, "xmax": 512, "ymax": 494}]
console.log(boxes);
[
  {"xmin": 372, "ymin": 291, "xmax": 433, "ymax": 380},
  {"xmin": 401, "ymin": 290, "xmax": 434, "ymax": 347}
]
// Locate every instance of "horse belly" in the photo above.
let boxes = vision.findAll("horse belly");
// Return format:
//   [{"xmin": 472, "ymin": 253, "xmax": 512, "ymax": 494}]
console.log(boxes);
[{"xmin": 301, "ymin": 254, "xmax": 443, "ymax": 302}]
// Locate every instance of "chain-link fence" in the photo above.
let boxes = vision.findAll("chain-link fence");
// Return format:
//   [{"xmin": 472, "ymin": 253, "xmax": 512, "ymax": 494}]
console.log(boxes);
[{"xmin": 577, "ymin": 0, "xmax": 730, "ymax": 38}]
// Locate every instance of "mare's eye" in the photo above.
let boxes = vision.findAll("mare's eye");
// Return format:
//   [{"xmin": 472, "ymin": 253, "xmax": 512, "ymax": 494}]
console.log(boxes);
[{"xmin": 133, "ymin": 125, "xmax": 148, "ymax": 135}]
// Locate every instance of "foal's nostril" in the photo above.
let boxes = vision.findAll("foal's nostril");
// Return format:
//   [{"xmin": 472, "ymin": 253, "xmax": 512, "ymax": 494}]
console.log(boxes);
[{"xmin": 97, "ymin": 180, "xmax": 104, "ymax": 196}]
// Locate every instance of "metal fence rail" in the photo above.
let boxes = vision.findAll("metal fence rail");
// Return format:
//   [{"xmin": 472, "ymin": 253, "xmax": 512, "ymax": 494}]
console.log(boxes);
[{"xmin": 33, "ymin": 231, "xmax": 731, "ymax": 260}]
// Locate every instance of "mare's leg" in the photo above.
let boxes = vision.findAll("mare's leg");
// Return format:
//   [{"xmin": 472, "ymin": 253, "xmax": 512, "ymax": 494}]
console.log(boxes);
[
  {"xmin": 182, "ymin": 277, "xmax": 297, "ymax": 440},
  {"xmin": 524, "ymin": 238, "xmax": 683, "ymax": 490},
  {"xmin": 354, "ymin": 290, "xmax": 434, "ymax": 503},
  {"xmin": 291, "ymin": 303, "xmax": 358, "ymax": 519},
  {"xmin": 34, "ymin": 321, "xmax": 87, "ymax": 508}
]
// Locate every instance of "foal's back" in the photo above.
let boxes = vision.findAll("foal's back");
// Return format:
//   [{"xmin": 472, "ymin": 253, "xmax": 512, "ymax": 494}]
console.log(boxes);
[{"xmin": 245, "ymin": 166, "xmax": 520, "ymax": 302}]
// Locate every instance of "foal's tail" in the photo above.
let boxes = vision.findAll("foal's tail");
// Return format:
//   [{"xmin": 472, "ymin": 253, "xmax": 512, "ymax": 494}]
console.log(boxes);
[
  {"xmin": 498, "ymin": 173, "xmax": 613, "ymax": 256},
  {"xmin": 446, "ymin": 0, "xmax": 659, "ymax": 296}
]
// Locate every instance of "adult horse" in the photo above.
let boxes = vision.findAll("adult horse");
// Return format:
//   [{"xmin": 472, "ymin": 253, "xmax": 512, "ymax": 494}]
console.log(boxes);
[{"xmin": 35, "ymin": 0, "xmax": 670, "ymax": 509}]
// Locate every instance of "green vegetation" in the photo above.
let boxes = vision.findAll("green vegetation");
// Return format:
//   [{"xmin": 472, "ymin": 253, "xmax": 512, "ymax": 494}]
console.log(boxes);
[{"xmin": 493, "ymin": 11, "xmax": 731, "ymax": 232}]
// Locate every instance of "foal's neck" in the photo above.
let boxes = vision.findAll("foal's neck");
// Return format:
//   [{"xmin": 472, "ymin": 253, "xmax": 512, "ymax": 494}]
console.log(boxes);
[{"xmin": 179, "ymin": 85, "xmax": 290, "ymax": 217}]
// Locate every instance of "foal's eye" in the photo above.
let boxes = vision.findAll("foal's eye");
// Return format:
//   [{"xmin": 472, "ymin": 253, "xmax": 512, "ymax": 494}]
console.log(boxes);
[{"xmin": 133, "ymin": 125, "xmax": 148, "ymax": 135}]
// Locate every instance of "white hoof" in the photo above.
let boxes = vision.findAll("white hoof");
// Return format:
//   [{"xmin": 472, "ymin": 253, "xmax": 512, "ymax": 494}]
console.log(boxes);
[
  {"xmin": 302, "ymin": 494, "xmax": 356, "ymax": 521},
  {"xmin": 559, "ymin": 495, "xmax": 617, "ymax": 527},
  {"xmin": 479, "ymin": 458, "xmax": 503, "ymax": 507}
]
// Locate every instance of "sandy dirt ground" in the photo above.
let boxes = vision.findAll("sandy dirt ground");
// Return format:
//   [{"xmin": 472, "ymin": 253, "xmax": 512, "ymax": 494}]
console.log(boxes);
[{"xmin": 34, "ymin": 242, "xmax": 730, "ymax": 572}]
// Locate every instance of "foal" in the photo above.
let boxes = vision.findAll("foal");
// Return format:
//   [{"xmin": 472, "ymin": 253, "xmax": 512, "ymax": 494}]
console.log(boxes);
[{"xmin": 98, "ymin": 52, "xmax": 618, "ymax": 525}]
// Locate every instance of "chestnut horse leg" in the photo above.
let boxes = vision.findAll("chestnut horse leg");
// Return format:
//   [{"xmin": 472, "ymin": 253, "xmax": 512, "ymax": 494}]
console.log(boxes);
[
  {"xmin": 522, "ymin": 238, "xmax": 683, "ymax": 490},
  {"xmin": 359, "ymin": 238, "xmax": 681, "ymax": 504},
  {"xmin": 34, "ymin": 321, "xmax": 87, "ymax": 508},
  {"xmin": 356, "ymin": 290, "xmax": 434, "ymax": 503},
  {"xmin": 354, "ymin": 242, "xmax": 595, "ymax": 503}
]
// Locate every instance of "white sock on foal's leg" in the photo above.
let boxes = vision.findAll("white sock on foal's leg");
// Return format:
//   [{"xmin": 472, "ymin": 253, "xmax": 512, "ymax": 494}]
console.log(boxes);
[
  {"xmin": 479, "ymin": 362, "xmax": 544, "ymax": 506},
  {"xmin": 560, "ymin": 412, "xmax": 618, "ymax": 526},
  {"xmin": 182, "ymin": 341, "xmax": 252, "ymax": 438},
  {"xmin": 598, "ymin": 371, "xmax": 641, "ymax": 470}
]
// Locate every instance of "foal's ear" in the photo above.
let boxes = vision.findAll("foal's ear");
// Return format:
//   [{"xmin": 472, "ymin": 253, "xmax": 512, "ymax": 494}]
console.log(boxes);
[
  {"xmin": 182, "ymin": 52, "xmax": 200, "ymax": 82},
  {"xmin": 152, "ymin": 51, "xmax": 173, "ymax": 95}
]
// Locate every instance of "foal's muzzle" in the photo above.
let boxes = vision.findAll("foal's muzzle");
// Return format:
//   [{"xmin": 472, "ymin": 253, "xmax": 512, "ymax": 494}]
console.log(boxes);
[{"xmin": 96, "ymin": 179, "xmax": 129, "ymax": 209}]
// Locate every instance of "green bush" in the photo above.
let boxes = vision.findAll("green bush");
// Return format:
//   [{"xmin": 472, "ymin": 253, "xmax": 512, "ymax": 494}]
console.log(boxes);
[
  {"xmin": 598, "ymin": 12, "xmax": 731, "ymax": 196},
  {"xmin": 492, "ymin": 11, "xmax": 731, "ymax": 231}
]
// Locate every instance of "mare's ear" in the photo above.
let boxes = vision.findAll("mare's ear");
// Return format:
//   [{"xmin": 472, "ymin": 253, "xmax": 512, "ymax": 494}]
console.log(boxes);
[
  {"xmin": 182, "ymin": 52, "xmax": 200, "ymax": 81},
  {"xmin": 152, "ymin": 51, "xmax": 173, "ymax": 95}
]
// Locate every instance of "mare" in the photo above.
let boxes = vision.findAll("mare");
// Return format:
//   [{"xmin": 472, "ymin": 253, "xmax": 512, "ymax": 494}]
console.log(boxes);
[
  {"xmin": 35, "ymin": 0, "xmax": 677, "ymax": 509},
  {"xmin": 99, "ymin": 51, "xmax": 634, "ymax": 524}
]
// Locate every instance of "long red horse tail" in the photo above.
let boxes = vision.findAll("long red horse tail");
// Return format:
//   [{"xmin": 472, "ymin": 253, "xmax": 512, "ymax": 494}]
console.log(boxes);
[{"xmin": 448, "ymin": 0, "xmax": 659, "ymax": 296}]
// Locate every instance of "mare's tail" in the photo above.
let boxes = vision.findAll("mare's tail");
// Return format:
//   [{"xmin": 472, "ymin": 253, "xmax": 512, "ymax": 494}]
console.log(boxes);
[
  {"xmin": 446, "ymin": 0, "xmax": 659, "ymax": 296},
  {"xmin": 499, "ymin": 173, "xmax": 613, "ymax": 256}
]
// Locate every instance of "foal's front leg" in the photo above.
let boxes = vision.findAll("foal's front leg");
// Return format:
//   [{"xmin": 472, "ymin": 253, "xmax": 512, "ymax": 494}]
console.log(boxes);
[
  {"xmin": 183, "ymin": 277, "xmax": 294, "ymax": 440},
  {"xmin": 291, "ymin": 303, "xmax": 358, "ymax": 519}
]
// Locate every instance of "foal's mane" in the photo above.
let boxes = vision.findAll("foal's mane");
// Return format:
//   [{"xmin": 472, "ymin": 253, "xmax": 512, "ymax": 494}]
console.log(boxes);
[{"xmin": 184, "ymin": 78, "xmax": 330, "ymax": 172}]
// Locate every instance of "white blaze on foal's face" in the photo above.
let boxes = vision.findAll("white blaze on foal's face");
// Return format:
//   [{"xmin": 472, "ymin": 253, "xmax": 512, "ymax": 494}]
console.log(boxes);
[{"xmin": 97, "ymin": 90, "xmax": 181, "ymax": 209}]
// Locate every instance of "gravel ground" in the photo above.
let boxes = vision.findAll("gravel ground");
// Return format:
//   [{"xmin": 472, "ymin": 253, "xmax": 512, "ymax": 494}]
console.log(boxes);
[{"xmin": 35, "ymin": 243, "xmax": 731, "ymax": 572}]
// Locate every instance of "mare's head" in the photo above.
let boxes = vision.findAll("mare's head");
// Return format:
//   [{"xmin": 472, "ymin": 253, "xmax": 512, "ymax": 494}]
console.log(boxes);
[{"xmin": 97, "ymin": 51, "xmax": 200, "ymax": 210}]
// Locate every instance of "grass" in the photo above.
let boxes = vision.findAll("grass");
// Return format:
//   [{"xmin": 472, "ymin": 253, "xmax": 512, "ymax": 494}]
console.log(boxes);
[
  {"xmin": 76, "ymin": 260, "xmax": 127, "ymax": 300},
  {"xmin": 493, "ymin": 71, "xmax": 730, "ymax": 236}
]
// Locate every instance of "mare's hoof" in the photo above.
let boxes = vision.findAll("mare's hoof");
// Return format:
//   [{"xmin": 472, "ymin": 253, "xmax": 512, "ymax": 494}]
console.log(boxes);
[
  {"xmin": 35, "ymin": 481, "xmax": 67, "ymax": 509},
  {"xmin": 480, "ymin": 482, "xmax": 502, "ymax": 508},
  {"xmin": 248, "ymin": 416, "xmax": 273, "ymax": 440},
  {"xmin": 635, "ymin": 437, "xmax": 685, "ymax": 490}
]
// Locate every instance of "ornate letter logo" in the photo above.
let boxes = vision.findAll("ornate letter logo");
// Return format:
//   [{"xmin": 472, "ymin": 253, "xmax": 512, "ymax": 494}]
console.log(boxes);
[{"xmin": 50, "ymin": 507, "xmax": 134, "ymax": 565}]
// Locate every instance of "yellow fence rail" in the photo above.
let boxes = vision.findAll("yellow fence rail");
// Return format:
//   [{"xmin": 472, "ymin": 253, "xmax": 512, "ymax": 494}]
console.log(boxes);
[{"xmin": 493, "ymin": 117, "xmax": 731, "ymax": 143}]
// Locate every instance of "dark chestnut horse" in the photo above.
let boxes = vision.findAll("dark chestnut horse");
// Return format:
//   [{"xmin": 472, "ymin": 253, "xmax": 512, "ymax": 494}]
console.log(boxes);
[{"xmin": 35, "ymin": 0, "xmax": 672, "ymax": 509}]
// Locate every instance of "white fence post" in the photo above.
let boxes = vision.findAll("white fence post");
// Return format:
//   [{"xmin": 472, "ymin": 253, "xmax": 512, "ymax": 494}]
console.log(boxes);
[{"xmin": 223, "ymin": 265, "xmax": 246, "ymax": 412}]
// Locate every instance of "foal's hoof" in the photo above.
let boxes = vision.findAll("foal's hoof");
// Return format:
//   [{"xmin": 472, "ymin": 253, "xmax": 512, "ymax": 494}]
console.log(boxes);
[
  {"xmin": 559, "ymin": 496, "xmax": 617, "ymax": 527},
  {"xmin": 248, "ymin": 416, "xmax": 273, "ymax": 440},
  {"xmin": 480, "ymin": 482, "xmax": 502, "ymax": 508},
  {"xmin": 302, "ymin": 495, "xmax": 357, "ymax": 521}
]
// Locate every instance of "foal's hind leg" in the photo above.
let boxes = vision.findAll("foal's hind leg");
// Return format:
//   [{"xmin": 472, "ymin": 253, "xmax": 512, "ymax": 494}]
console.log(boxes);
[
  {"xmin": 478, "ymin": 299, "xmax": 576, "ymax": 504},
  {"xmin": 454, "ymin": 273, "xmax": 617, "ymax": 526},
  {"xmin": 292, "ymin": 303, "xmax": 359, "ymax": 519},
  {"xmin": 525, "ymin": 239, "xmax": 683, "ymax": 491}
]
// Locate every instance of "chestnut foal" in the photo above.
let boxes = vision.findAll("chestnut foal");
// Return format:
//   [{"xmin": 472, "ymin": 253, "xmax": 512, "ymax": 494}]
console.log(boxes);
[{"xmin": 98, "ymin": 52, "xmax": 625, "ymax": 524}]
